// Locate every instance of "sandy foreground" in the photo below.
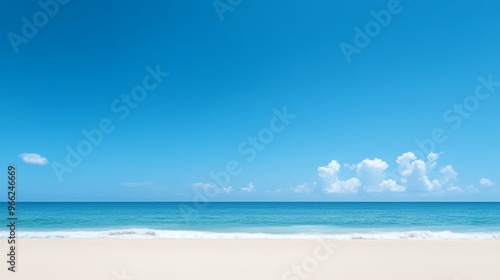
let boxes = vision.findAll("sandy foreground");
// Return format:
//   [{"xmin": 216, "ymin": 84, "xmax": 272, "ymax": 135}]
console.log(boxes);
[{"xmin": 1, "ymin": 239, "xmax": 499, "ymax": 280}]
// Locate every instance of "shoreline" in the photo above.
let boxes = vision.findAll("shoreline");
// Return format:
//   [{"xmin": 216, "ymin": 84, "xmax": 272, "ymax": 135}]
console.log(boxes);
[
  {"xmin": 4, "ymin": 228, "xmax": 500, "ymax": 240},
  {"xmin": 1, "ymin": 239, "xmax": 499, "ymax": 279}
]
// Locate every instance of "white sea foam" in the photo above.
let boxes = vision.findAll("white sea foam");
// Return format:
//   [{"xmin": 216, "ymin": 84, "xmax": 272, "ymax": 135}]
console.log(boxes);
[{"xmin": 2, "ymin": 229, "xmax": 500, "ymax": 240}]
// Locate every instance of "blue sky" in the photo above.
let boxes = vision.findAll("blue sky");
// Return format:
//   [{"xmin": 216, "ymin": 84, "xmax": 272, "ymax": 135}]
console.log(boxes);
[{"xmin": 1, "ymin": 0, "xmax": 499, "ymax": 201}]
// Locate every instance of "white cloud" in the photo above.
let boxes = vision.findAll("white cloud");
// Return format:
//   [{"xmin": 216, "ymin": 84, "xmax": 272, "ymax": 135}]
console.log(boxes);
[
  {"xmin": 192, "ymin": 182, "xmax": 233, "ymax": 195},
  {"xmin": 426, "ymin": 152, "xmax": 441, "ymax": 171},
  {"xmin": 355, "ymin": 158, "xmax": 405, "ymax": 192},
  {"xmin": 221, "ymin": 186, "xmax": 234, "ymax": 194},
  {"xmin": 192, "ymin": 182, "xmax": 215, "ymax": 190},
  {"xmin": 378, "ymin": 179, "xmax": 405, "ymax": 192},
  {"xmin": 447, "ymin": 185, "xmax": 479, "ymax": 193},
  {"xmin": 19, "ymin": 153, "xmax": 48, "ymax": 165},
  {"xmin": 266, "ymin": 188, "xmax": 284, "ymax": 194},
  {"xmin": 241, "ymin": 183, "xmax": 255, "ymax": 193},
  {"xmin": 447, "ymin": 185, "xmax": 462, "ymax": 192},
  {"xmin": 343, "ymin": 163, "xmax": 356, "ymax": 170},
  {"xmin": 318, "ymin": 160, "xmax": 361, "ymax": 193},
  {"xmin": 395, "ymin": 152, "xmax": 463, "ymax": 192},
  {"xmin": 356, "ymin": 158, "xmax": 388, "ymax": 185},
  {"xmin": 396, "ymin": 152, "xmax": 441, "ymax": 191},
  {"xmin": 439, "ymin": 165, "xmax": 457, "ymax": 184},
  {"xmin": 479, "ymin": 178, "xmax": 494, "ymax": 187},
  {"xmin": 293, "ymin": 184, "xmax": 313, "ymax": 193}
]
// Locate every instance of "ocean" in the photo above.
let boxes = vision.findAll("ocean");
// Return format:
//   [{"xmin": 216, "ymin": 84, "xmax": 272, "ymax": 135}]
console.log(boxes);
[{"xmin": 2, "ymin": 202, "xmax": 500, "ymax": 239}]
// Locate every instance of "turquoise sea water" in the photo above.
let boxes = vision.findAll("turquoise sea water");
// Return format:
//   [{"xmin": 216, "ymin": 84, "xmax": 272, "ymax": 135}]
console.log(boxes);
[{"xmin": 2, "ymin": 202, "xmax": 500, "ymax": 239}]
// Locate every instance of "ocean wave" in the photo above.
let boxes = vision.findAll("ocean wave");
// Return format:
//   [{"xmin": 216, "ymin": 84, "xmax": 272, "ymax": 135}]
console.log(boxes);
[{"xmin": 2, "ymin": 229, "xmax": 500, "ymax": 240}]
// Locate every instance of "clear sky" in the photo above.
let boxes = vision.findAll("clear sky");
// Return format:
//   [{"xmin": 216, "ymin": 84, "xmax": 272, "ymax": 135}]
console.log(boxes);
[{"xmin": 1, "ymin": 0, "xmax": 499, "ymax": 202}]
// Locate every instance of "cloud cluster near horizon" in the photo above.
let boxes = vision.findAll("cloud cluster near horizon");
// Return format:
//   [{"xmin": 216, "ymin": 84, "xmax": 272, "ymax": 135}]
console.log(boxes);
[
  {"xmin": 188, "ymin": 152, "xmax": 494, "ymax": 197},
  {"xmin": 315, "ymin": 152, "xmax": 489, "ymax": 194},
  {"xmin": 18, "ymin": 153, "xmax": 48, "ymax": 165}
]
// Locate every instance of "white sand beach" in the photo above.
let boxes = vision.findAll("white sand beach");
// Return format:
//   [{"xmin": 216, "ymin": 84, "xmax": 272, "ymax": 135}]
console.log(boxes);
[{"xmin": 1, "ymin": 239, "xmax": 499, "ymax": 280}]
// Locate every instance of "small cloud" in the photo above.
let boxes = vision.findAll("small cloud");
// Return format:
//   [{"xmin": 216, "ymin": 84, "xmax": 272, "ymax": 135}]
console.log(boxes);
[
  {"xmin": 445, "ymin": 185, "xmax": 480, "ymax": 193},
  {"xmin": 479, "ymin": 178, "xmax": 494, "ymax": 187},
  {"xmin": 293, "ymin": 184, "xmax": 313, "ymax": 193},
  {"xmin": 123, "ymin": 181, "xmax": 157, "ymax": 187},
  {"xmin": 19, "ymin": 153, "xmax": 48, "ymax": 165},
  {"xmin": 192, "ymin": 182, "xmax": 232, "ymax": 195},
  {"xmin": 241, "ymin": 183, "xmax": 255, "ymax": 193},
  {"xmin": 343, "ymin": 163, "xmax": 356, "ymax": 170},
  {"xmin": 447, "ymin": 186, "xmax": 461, "ymax": 192},
  {"xmin": 221, "ymin": 186, "xmax": 233, "ymax": 194},
  {"xmin": 192, "ymin": 182, "xmax": 215, "ymax": 190},
  {"xmin": 266, "ymin": 188, "xmax": 283, "ymax": 194}
]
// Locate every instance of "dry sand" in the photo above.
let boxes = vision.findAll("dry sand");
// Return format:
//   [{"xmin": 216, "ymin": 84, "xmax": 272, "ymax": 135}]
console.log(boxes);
[{"xmin": 1, "ymin": 239, "xmax": 499, "ymax": 279}]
